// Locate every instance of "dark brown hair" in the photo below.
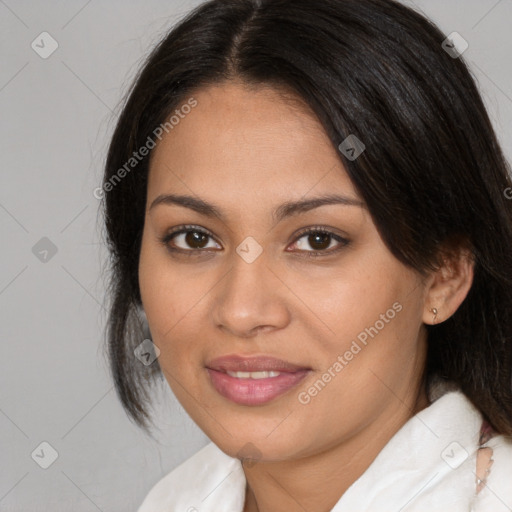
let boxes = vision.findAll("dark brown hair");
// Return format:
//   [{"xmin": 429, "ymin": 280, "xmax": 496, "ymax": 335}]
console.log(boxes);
[{"xmin": 101, "ymin": 0, "xmax": 512, "ymax": 435}]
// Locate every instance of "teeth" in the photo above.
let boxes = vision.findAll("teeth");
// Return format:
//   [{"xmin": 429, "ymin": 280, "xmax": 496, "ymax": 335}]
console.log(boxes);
[{"xmin": 226, "ymin": 370, "xmax": 281, "ymax": 379}]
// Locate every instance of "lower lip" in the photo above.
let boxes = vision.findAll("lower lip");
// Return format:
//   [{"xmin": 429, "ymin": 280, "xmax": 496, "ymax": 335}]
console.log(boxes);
[{"xmin": 206, "ymin": 369, "xmax": 310, "ymax": 406}]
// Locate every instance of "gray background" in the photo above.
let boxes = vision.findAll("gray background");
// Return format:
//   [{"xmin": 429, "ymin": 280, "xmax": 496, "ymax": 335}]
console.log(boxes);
[{"xmin": 1, "ymin": 0, "xmax": 511, "ymax": 510}]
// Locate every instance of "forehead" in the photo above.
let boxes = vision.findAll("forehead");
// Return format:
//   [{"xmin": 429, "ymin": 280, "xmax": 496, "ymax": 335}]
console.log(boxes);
[{"xmin": 147, "ymin": 81, "xmax": 361, "ymax": 213}]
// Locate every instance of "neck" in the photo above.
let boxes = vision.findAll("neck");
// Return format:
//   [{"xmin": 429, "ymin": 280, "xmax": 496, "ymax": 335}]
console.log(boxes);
[{"xmin": 243, "ymin": 377, "xmax": 430, "ymax": 512}]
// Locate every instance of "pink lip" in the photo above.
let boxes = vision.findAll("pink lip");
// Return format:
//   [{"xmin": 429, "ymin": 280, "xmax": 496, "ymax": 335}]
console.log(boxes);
[
  {"xmin": 206, "ymin": 354, "xmax": 311, "ymax": 406},
  {"xmin": 206, "ymin": 354, "xmax": 309, "ymax": 373},
  {"xmin": 206, "ymin": 369, "xmax": 310, "ymax": 405}
]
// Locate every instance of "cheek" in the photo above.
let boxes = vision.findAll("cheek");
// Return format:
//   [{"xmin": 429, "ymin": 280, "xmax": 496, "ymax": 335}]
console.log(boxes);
[
  {"xmin": 138, "ymin": 234, "xmax": 212, "ymax": 367},
  {"xmin": 299, "ymin": 262, "xmax": 401, "ymax": 349},
  {"xmin": 294, "ymin": 294, "xmax": 424, "ymax": 438},
  {"xmin": 309, "ymin": 258, "xmax": 424, "ymax": 382}
]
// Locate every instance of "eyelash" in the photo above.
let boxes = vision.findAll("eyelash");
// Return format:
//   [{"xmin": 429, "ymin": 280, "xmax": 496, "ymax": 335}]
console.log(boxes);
[{"xmin": 159, "ymin": 224, "xmax": 350, "ymax": 259}]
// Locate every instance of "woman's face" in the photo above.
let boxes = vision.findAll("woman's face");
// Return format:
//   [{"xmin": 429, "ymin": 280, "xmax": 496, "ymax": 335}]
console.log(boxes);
[{"xmin": 138, "ymin": 80, "xmax": 430, "ymax": 462}]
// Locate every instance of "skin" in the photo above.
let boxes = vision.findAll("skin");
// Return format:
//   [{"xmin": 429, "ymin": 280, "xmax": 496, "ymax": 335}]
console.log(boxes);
[{"xmin": 138, "ymin": 80, "xmax": 474, "ymax": 512}]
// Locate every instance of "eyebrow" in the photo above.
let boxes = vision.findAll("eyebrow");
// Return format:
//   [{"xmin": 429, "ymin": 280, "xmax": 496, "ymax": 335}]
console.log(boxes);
[{"xmin": 149, "ymin": 193, "xmax": 365, "ymax": 224}]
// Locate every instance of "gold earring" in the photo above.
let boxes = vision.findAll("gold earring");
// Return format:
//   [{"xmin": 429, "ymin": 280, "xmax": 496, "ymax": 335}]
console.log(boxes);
[{"xmin": 430, "ymin": 307, "xmax": 438, "ymax": 324}]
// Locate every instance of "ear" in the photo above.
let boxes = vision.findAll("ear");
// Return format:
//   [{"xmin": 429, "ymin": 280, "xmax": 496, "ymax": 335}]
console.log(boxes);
[{"xmin": 422, "ymin": 244, "xmax": 475, "ymax": 325}]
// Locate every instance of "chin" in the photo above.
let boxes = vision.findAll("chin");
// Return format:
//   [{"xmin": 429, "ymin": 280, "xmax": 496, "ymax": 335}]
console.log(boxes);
[{"xmin": 205, "ymin": 422, "xmax": 314, "ymax": 466}]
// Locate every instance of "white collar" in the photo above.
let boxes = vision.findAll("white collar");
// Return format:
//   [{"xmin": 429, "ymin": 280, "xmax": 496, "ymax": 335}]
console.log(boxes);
[
  {"xmin": 332, "ymin": 383, "xmax": 483, "ymax": 511},
  {"xmin": 138, "ymin": 380, "xmax": 485, "ymax": 512}
]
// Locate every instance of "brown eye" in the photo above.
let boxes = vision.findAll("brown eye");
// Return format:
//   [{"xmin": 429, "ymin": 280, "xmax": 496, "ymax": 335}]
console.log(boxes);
[
  {"xmin": 184, "ymin": 230, "xmax": 209, "ymax": 249},
  {"xmin": 161, "ymin": 226, "xmax": 221, "ymax": 252},
  {"xmin": 291, "ymin": 227, "xmax": 350, "ymax": 257},
  {"xmin": 307, "ymin": 232, "xmax": 332, "ymax": 250}
]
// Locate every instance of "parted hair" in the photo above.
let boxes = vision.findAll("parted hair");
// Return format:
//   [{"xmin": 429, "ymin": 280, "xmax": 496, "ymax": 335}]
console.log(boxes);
[{"xmin": 101, "ymin": 0, "xmax": 512, "ymax": 435}]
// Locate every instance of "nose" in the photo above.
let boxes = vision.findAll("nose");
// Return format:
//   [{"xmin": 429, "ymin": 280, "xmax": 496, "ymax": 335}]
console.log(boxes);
[{"xmin": 211, "ymin": 248, "xmax": 291, "ymax": 339}]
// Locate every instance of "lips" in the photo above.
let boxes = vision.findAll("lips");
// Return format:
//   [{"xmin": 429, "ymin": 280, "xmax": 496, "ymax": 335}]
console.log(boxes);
[
  {"xmin": 206, "ymin": 354, "xmax": 310, "ymax": 373},
  {"xmin": 205, "ymin": 354, "xmax": 311, "ymax": 406}
]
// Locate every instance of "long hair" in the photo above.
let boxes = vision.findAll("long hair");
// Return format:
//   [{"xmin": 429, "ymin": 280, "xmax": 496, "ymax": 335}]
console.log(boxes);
[{"xmin": 100, "ymin": 0, "xmax": 512, "ymax": 435}]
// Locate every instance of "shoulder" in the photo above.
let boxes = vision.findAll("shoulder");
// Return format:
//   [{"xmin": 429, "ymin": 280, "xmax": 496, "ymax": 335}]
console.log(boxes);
[
  {"xmin": 137, "ymin": 442, "xmax": 246, "ymax": 512},
  {"xmin": 472, "ymin": 433, "xmax": 512, "ymax": 511}
]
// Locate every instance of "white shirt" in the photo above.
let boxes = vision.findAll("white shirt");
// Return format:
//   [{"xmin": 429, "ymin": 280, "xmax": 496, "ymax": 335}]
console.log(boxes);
[{"xmin": 137, "ymin": 380, "xmax": 512, "ymax": 511}]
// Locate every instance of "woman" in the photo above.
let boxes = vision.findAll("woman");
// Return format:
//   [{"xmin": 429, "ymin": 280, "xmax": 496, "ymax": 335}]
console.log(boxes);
[{"xmin": 100, "ymin": 0, "xmax": 512, "ymax": 510}]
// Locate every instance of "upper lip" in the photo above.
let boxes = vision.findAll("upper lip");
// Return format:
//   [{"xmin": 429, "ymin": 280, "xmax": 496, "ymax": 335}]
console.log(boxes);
[{"xmin": 206, "ymin": 354, "xmax": 310, "ymax": 373}]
